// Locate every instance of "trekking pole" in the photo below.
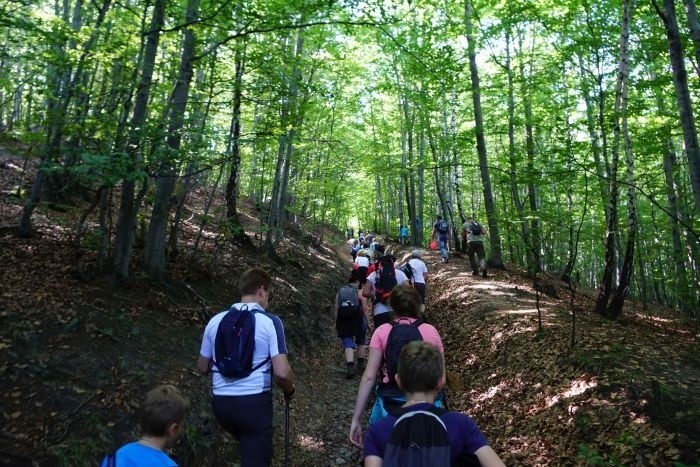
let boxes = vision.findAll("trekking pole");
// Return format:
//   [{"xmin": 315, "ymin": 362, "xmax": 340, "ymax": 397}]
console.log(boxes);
[{"xmin": 285, "ymin": 399, "xmax": 290, "ymax": 467}]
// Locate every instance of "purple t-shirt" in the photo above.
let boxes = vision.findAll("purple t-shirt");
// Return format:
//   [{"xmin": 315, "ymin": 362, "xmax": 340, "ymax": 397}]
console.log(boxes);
[{"xmin": 363, "ymin": 403, "xmax": 489, "ymax": 461}]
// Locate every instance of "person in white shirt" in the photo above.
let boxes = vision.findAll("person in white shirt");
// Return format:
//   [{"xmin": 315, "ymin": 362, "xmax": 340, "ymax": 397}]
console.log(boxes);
[{"xmin": 407, "ymin": 249, "xmax": 428, "ymax": 311}]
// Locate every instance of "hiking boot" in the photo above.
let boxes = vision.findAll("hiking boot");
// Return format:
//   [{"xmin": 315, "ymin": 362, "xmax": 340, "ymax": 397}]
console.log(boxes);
[
  {"xmin": 472, "ymin": 271, "xmax": 479, "ymax": 276},
  {"xmin": 482, "ymin": 268, "xmax": 488, "ymax": 278},
  {"xmin": 357, "ymin": 359, "xmax": 366, "ymax": 373},
  {"xmin": 346, "ymin": 364, "xmax": 356, "ymax": 379}
]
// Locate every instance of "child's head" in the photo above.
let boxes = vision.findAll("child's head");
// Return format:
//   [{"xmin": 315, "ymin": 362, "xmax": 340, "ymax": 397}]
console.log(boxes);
[
  {"xmin": 389, "ymin": 284, "xmax": 422, "ymax": 318},
  {"xmin": 140, "ymin": 385, "xmax": 190, "ymax": 442},
  {"xmin": 397, "ymin": 341, "xmax": 443, "ymax": 393}
]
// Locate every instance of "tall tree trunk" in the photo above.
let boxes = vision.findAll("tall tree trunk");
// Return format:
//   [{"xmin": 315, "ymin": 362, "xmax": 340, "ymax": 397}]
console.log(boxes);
[
  {"xmin": 518, "ymin": 31, "xmax": 540, "ymax": 273},
  {"xmin": 112, "ymin": 0, "xmax": 165, "ymax": 281},
  {"xmin": 225, "ymin": 44, "xmax": 247, "ymax": 240},
  {"xmin": 502, "ymin": 27, "xmax": 531, "ymax": 268},
  {"xmin": 654, "ymin": 0, "xmax": 700, "ymax": 212},
  {"xmin": 682, "ymin": 0, "xmax": 700, "ymax": 78},
  {"xmin": 608, "ymin": 33, "xmax": 637, "ymax": 318},
  {"xmin": 464, "ymin": 0, "xmax": 504, "ymax": 269},
  {"xmin": 265, "ymin": 32, "xmax": 303, "ymax": 255},
  {"xmin": 143, "ymin": 0, "xmax": 199, "ymax": 279},
  {"xmin": 595, "ymin": 0, "xmax": 633, "ymax": 317}
]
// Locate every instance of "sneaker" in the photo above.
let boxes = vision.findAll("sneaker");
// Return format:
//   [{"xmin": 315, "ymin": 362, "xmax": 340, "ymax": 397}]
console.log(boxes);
[{"xmin": 346, "ymin": 364, "xmax": 356, "ymax": 379}]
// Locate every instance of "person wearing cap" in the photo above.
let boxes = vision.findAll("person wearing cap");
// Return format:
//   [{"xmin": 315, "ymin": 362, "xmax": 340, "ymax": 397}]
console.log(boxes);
[{"xmin": 408, "ymin": 249, "xmax": 428, "ymax": 311}]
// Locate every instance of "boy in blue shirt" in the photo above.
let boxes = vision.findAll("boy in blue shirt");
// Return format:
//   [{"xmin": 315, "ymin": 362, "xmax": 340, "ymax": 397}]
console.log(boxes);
[{"xmin": 101, "ymin": 385, "xmax": 190, "ymax": 466}]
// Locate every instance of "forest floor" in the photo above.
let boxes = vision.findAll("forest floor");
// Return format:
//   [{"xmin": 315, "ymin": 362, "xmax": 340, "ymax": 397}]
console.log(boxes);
[{"xmin": 0, "ymin": 142, "xmax": 699, "ymax": 466}]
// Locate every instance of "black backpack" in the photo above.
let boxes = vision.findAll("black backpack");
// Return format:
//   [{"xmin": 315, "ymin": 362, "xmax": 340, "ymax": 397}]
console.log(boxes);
[
  {"xmin": 437, "ymin": 220, "xmax": 449, "ymax": 235},
  {"xmin": 470, "ymin": 221, "xmax": 483, "ymax": 236},
  {"xmin": 384, "ymin": 406, "xmax": 482, "ymax": 467},
  {"xmin": 384, "ymin": 319, "xmax": 423, "ymax": 385},
  {"xmin": 374, "ymin": 255, "xmax": 398, "ymax": 304},
  {"xmin": 213, "ymin": 305, "xmax": 270, "ymax": 379},
  {"xmin": 337, "ymin": 285, "xmax": 361, "ymax": 320},
  {"xmin": 400, "ymin": 262, "xmax": 414, "ymax": 283},
  {"xmin": 383, "ymin": 406, "xmax": 451, "ymax": 467}
]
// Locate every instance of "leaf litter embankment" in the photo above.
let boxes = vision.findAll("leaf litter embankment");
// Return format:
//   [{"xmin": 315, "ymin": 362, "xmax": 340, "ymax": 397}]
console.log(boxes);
[{"xmin": 424, "ymin": 250, "xmax": 699, "ymax": 466}]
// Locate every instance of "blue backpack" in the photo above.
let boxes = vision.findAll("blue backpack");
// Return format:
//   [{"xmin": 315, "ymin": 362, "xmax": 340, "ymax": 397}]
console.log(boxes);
[
  {"xmin": 437, "ymin": 220, "xmax": 449, "ymax": 235},
  {"xmin": 214, "ymin": 305, "xmax": 270, "ymax": 378}
]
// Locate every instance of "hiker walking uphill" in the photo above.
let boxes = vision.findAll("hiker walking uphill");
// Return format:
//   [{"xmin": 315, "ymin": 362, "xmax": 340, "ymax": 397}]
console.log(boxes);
[
  {"xmin": 399, "ymin": 225, "xmax": 409, "ymax": 245},
  {"xmin": 354, "ymin": 248, "xmax": 371, "ymax": 286},
  {"xmin": 197, "ymin": 267, "xmax": 295, "ymax": 467},
  {"xmin": 332, "ymin": 270, "xmax": 372, "ymax": 379},
  {"xmin": 402, "ymin": 249, "xmax": 428, "ymax": 311},
  {"xmin": 461, "ymin": 217, "xmax": 488, "ymax": 278},
  {"xmin": 362, "ymin": 250, "xmax": 409, "ymax": 328},
  {"xmin": 431, "ymin": 215, "xmax": 451, "ymax": 263},
  {"xmin": 349, "ymin": 285, "xmax": 445, "ymax": 448},
  {"xmin": 362, "ymin": 342, "xmax": 506, "ymax": 467}
]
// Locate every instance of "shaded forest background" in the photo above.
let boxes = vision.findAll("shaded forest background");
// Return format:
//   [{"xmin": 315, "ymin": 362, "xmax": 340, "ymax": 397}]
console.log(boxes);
[{"xmin": 1, "ymin": 0, "xmax": 700, "ymax": 315}]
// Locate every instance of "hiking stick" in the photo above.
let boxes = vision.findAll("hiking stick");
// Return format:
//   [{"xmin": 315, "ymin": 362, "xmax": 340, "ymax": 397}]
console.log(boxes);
[{"xmin": 285, "ymin": 399, "xmax": 290, "ymax": 467}]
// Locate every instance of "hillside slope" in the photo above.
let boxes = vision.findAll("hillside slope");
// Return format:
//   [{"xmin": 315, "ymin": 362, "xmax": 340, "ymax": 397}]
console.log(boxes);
[{"xmin": 0, "ymin": 146, "xmax": 698, "ymax": 466}]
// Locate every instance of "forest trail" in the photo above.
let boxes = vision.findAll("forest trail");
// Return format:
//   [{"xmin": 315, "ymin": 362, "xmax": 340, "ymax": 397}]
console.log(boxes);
[
  {"xmin": 0, "ymin": 147, "xmax": 698, "ymax": 466},
  {"xmin": 274, "ymin": 243, "xmax": 509, "ymax": 466}
]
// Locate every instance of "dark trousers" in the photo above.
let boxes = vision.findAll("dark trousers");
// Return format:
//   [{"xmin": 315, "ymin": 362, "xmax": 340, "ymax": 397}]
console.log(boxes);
[
  {"xmin": 414, "ymin": 282, "xmax": 426, "ymax": 303},
  {"xmin": 466, "ymin": 240, "xmax": 486, "ymax": 273},
  {"xmin": 212, "ymin": 392, "xmax": 273, "ymax": 467}
]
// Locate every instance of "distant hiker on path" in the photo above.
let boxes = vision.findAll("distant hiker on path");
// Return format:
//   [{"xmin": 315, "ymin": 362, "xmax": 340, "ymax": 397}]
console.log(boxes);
[
  {"xmin": 399, "ymin": 225, "xmax": 409, "ymax": 245},
  {"xmin": 362, "ymin": 341, "xmax": 506, "ymax": 467},
  {"xmin": 354, "ymin": 248, "xmax": 371, "ymax": 286},
  {"xmin": 197, "ymin": 267, "xmax": 295, "ymax": 467},
  {"xmin": 350, "ymin": 284, "xmax": 444, "ymax": 448},
  {"xmin": 431, "ymin": 215, "xmax": 451, "ymax": 263},
  {"xmin": 461, "ymin": 216, "xmax": 488, "ymax": 278},
  {"xmin": 333, "ymin": 270, "xmax": 371, "ymax": 379},
  {"xmin": 406, "ymin": 249, "xmax": 428, "ymax": 311},
  {"xmin": 101, "ymin": 385, "xmax": 190, "ymax": 467},
  {"xmin": 362, "ymin": 250, "xmax": 409, "ymax": 328}
]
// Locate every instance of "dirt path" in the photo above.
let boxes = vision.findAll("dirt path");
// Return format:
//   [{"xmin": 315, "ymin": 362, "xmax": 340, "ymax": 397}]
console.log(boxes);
[{"xmin": 273, "ymin": 244, "xmax": 490, "ymax": 466}]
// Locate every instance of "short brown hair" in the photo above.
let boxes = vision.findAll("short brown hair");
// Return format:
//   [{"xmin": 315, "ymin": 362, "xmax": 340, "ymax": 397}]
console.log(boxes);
[
  {"xmin": 398, "ymin": 341, "xmax": 443, "ymax": 393},
  {"xmin": 239, "ymin": 268, "xmax": 272, "ymax": 296},
  {"xmin": 140, "ymin": 385, "xmax": 190, "ymax": 437},
  {"xmin": 389, "ymin": 283, "xmax": 422, "ymax": 318}
]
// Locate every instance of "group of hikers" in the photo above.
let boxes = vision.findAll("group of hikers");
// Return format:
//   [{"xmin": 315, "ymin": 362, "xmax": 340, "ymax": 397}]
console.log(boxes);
[
  {"xmin": 102, "ymin": 216, "xmax": 498, "ymax": 466},
  {"xmin": 333, "ymin": 219, "xmax": 504, "ymax": 466}
]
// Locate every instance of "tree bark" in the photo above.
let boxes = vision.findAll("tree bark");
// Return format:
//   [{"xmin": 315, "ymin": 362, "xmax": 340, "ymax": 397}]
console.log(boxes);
[
  {"xmin": 464, "ymin": 0, "xmax": 504, "ymax": 269},
  {"xmin": 654, "ymin": 0, "xmax": 700, "ymax": 212},
  {"xmin": 595, "ymin": 0, "xmax": 633, "ymax": 317},
  {"xmin": 225, "ymin": 44, "xmax": 247, "ymax": 240},
  {"xmin": 143, "ymin": 0, "xmax": 199, "ymax": 279},
  {"xmin": 111, "ymin": 0, "xmax": 165, "ymax": 281}
]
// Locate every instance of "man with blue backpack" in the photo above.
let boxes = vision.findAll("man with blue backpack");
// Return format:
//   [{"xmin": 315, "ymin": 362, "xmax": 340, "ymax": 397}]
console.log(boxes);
[
  {"xmin": 197, "ymin": 268, "xmax": 295, "ymax": 467},
  {"xmin": 431, "ymin": 215, "xmax": 451, "ymax": 263},
  {"xmin": 363, "ymin": 341, "xmax": 505, "ymax": 467}
]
